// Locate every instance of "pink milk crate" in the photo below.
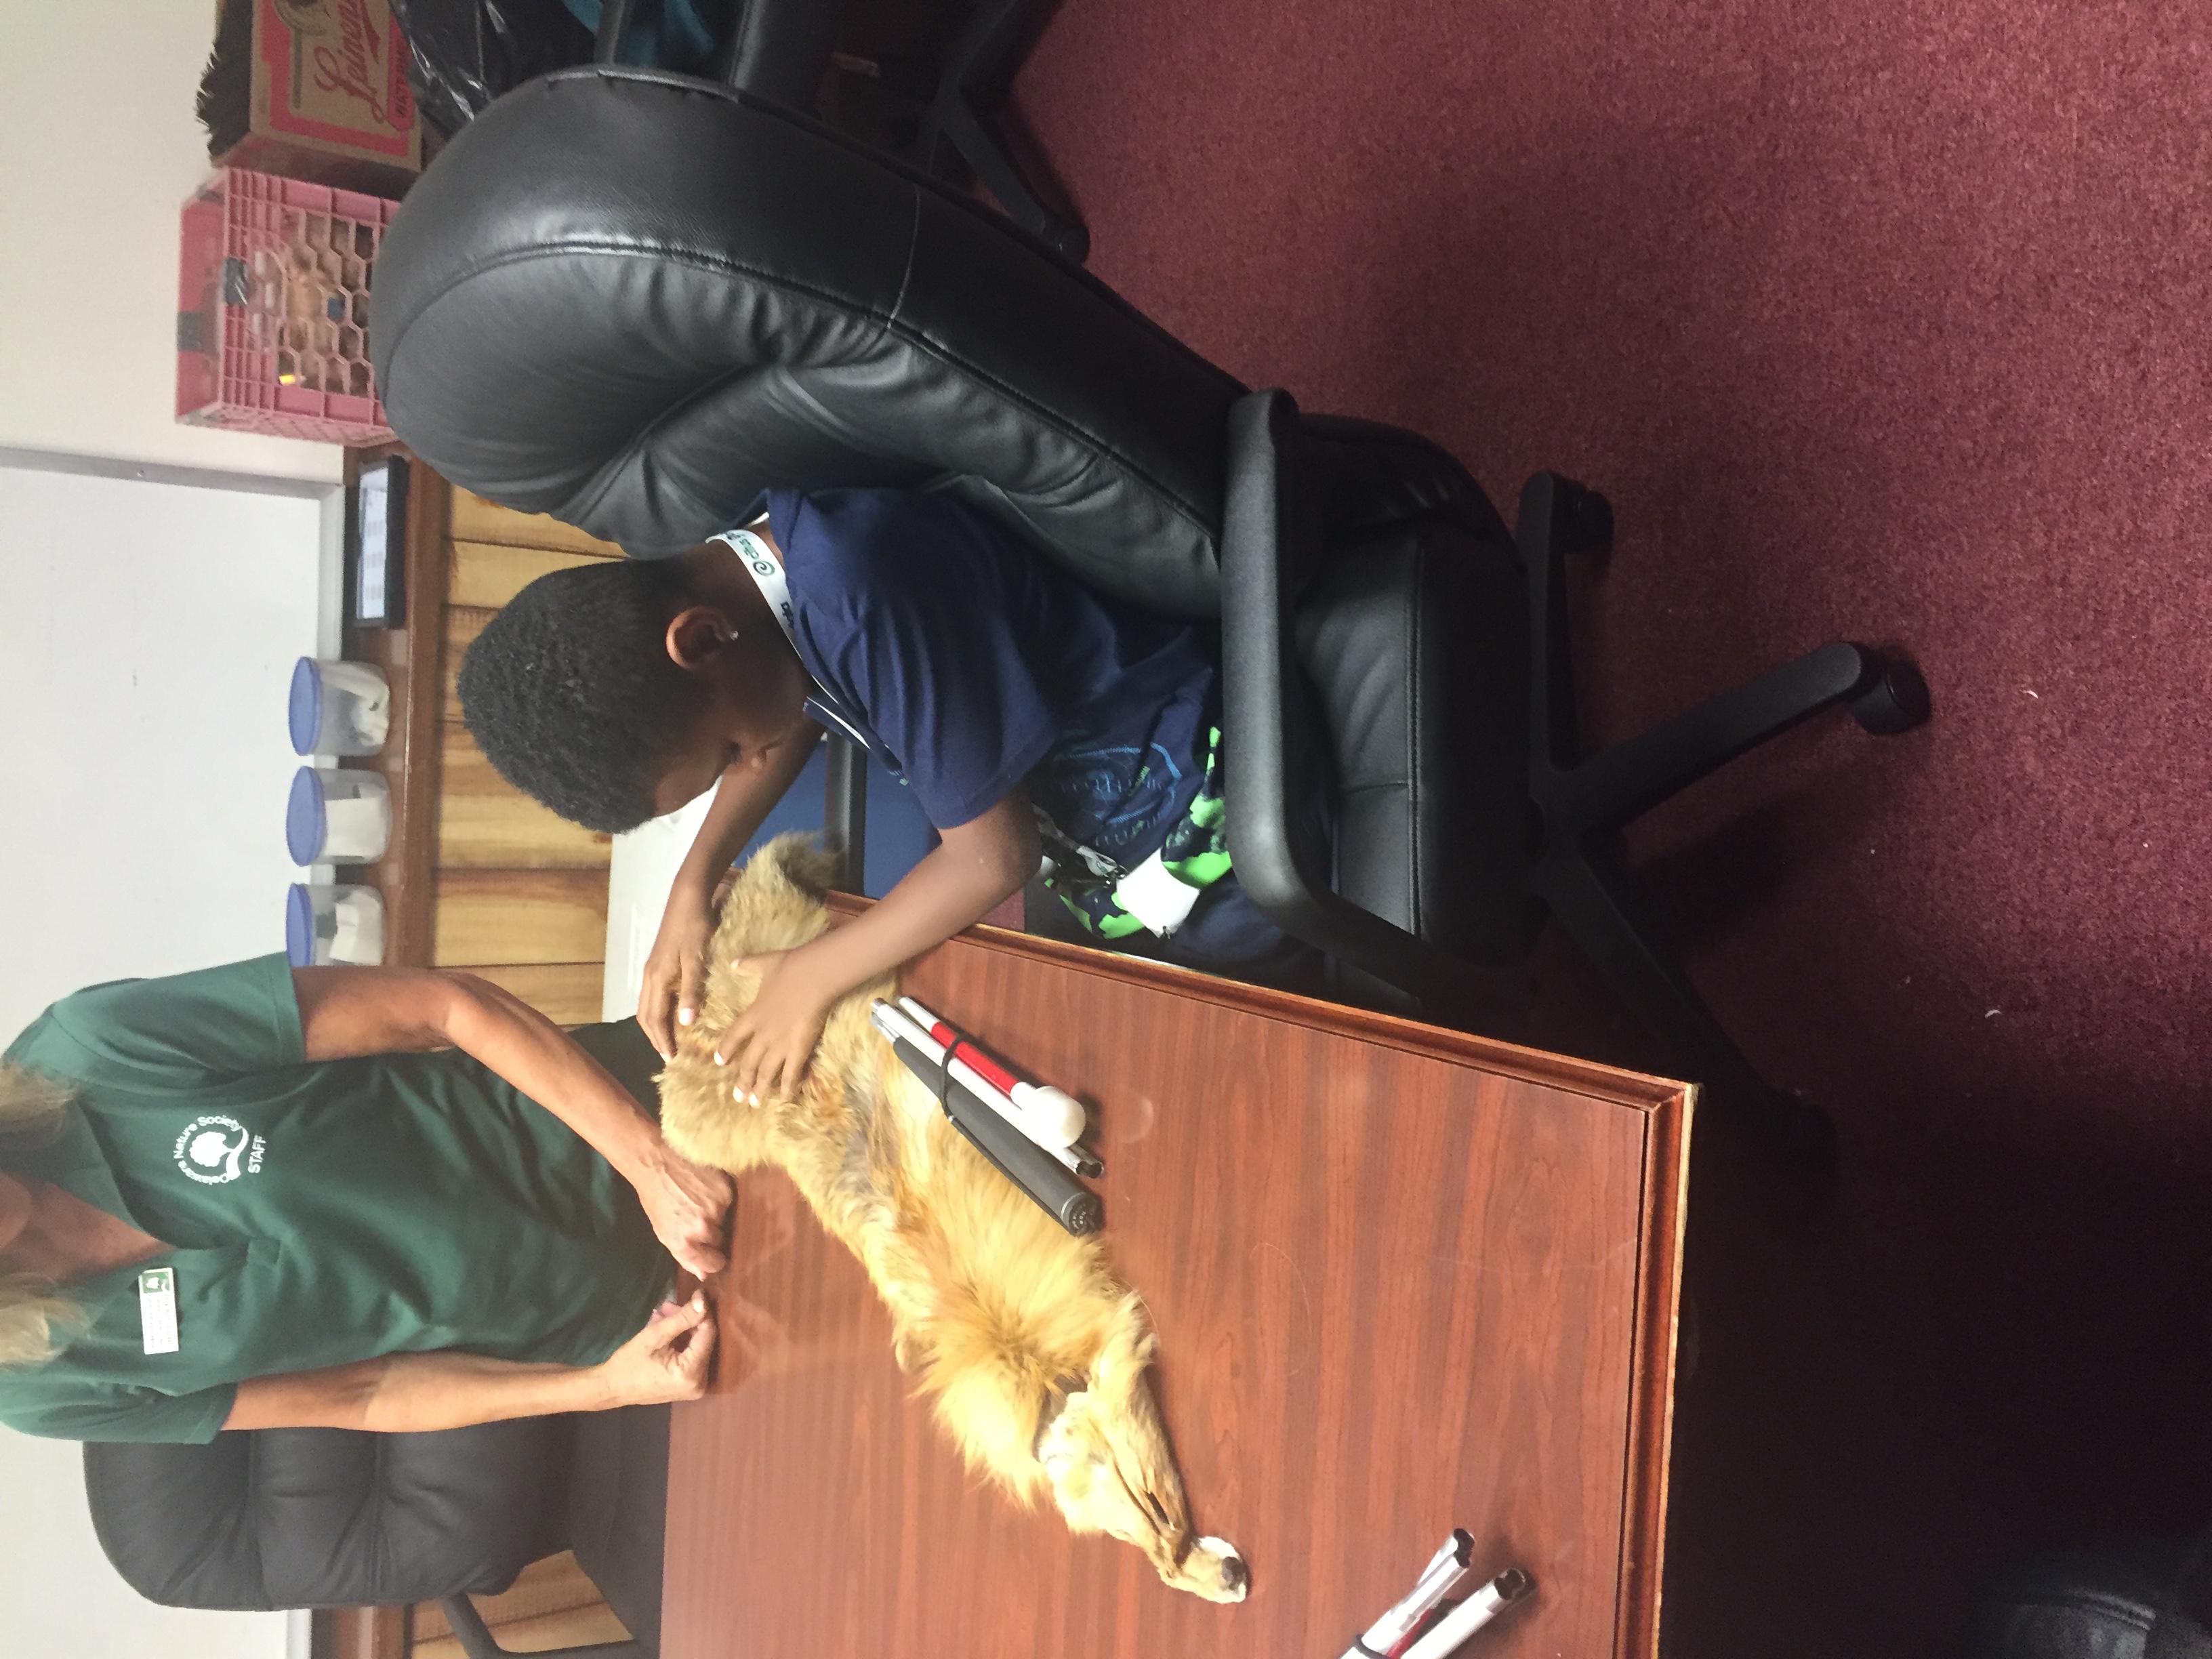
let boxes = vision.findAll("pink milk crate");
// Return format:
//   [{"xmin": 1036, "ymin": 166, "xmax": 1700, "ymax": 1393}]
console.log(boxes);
[{"xmin": 176, "ymin": 168, "xmax": 401, "ymax": 445}]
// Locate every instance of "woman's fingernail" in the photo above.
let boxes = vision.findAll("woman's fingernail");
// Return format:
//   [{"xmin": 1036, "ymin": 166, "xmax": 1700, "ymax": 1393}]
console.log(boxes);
[
  {"xmin": 713, "ymin": 1052, "xmax": 725, "ymax": 1066},
  {"xmin": 677, "ymin": 1008, "xmax": 695, "ymax": 1026},
  {"xmin": 733, "ymin": 1084, "xmax": 745, "ymax": 1102},
  {"xmin": 747, "ymin": 1092, "xmax": 760, "ymax": 1108}
]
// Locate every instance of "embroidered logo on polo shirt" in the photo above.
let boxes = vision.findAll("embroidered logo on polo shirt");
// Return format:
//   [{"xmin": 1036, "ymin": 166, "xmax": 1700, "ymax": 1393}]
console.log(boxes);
[{"xmin": 172, "ymin": 1115, "xmax": 266, "ymax": 1185}]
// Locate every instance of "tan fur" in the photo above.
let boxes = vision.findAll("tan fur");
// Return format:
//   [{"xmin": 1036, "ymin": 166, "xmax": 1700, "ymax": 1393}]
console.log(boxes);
[{"xmin": 657, "ymin": 836, "xmax": 1247, "ymax": 1602}]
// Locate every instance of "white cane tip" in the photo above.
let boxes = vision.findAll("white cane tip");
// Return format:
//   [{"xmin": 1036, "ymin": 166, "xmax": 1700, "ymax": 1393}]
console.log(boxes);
[{"xmin": 1022, "ymin": 1085, "xmax": 1086, "ymax": 1147}]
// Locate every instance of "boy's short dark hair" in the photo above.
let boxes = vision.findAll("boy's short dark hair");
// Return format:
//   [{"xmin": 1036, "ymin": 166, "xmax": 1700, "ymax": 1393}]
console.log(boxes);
[{"xmin": 457, "ymin": 557, "xmax": 698, "ymax": 834}]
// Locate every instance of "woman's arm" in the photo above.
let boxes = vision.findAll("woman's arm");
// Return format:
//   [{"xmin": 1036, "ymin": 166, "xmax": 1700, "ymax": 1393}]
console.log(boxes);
[
  {"xmin": 222, "ymin": 1296, "xmax": 715, "ymax": 1433},
  {"xmin": 640, "ymin": 728, "xmax": 825, "ymax": 1059},
  {"xmin": 292, "ymin": 966, "xmax": 733, "ymax": 1275},
  {"xmin": 714, "ymin": 790, "xmax": 1040, "ymax": 1103}
]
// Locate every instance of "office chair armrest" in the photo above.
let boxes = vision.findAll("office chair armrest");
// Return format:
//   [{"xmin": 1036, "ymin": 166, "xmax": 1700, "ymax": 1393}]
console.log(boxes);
[
  {"xmin": 441, "ymin": 1594, "xmax": 647, "ymax": 1659},
  {"xmin": 1220, "ymin": 389, "xmax": 1517, "ymax": 1015},
  {"xmin": 596, "ymin": 0, "xmax": 844, "ymax": 105}
]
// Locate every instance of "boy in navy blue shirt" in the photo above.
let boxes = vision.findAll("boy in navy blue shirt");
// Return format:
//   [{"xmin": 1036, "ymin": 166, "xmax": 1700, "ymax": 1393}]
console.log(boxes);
[{"xmin": 459, "ymin": 489, "xmax": 1302, "ymax": 1108}]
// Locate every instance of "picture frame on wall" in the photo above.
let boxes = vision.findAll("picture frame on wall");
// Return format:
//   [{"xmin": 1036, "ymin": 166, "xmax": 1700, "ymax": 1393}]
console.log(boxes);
[{"xmin": 349, "ymin": 455, "xmax": 407, "ymax": 628}]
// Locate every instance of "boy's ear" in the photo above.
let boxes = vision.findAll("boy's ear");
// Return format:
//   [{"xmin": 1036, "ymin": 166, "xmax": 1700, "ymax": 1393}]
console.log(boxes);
[{"xmin": 666, "ymin": 605, "xmax": 737, "ymax": 672}]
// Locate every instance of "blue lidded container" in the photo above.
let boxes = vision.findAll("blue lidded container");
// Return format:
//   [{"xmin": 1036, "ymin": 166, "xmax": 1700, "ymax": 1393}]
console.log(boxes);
[
  {"xmin": 286, "ymin": 882, "xmax": 386, "ymax": 966},
  {"xmin": 286, "ymin": 765, "xmax": 392, "ymax": 865},
  {"xmin": 287, "ymin": 657, "xmax": 390, "ymax": 756},
  {"xmin": 285, "ymin": 882, "xmax": 316, "ymax": 966},
  {"xmin": 287, "ymin": 658, "xmax": 323, "ymax": 756},
  {"xmin": 285, "ymin": 766, "xmax": 325, "ymax": 865}
]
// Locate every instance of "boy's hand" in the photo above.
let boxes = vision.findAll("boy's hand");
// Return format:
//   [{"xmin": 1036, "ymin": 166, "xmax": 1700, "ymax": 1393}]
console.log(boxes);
[
  {"xmin": 714, "ymin": 951, "xmax": 836, "ymax": 1105},
  {"xmin": 640, "ymin": 880, "xmax": 719, "ymax": 1059}
]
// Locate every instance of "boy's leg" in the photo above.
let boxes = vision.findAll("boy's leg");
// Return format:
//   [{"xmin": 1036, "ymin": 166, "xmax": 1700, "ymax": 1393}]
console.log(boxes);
[{"xmin": 1035, "ymin": 703, "xmax": 1333, "ymax": 990}]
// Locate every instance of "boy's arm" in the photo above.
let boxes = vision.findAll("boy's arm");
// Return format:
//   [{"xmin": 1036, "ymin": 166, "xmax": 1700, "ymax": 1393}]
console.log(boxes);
[
  {"xmin": 713, "ymin": 791, "xmax": 1040, "ymax": 1103},
  {"xmin": 640, "ymin": 724, "xmax": 823, "ymax": 1059}
]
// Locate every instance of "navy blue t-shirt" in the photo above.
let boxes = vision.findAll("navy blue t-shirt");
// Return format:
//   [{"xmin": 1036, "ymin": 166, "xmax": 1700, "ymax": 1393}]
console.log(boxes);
[{"xmin": 758, "ymin": 489, "xmax": 1213, "ymax": 868}]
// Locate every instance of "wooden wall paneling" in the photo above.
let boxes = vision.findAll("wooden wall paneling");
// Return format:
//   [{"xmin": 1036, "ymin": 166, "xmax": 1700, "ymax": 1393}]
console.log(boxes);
[
  {"xmin": 434, "ymin": 726, "xmax": 614, "ymax": 870},
  {"xmin": 460, "ymin": 963, "xmax": 607, "ymax": 1027},
  {"xmin": 434, "ymin": 497, "xmax": 619, "ymax": 1021},
  {"xmin": 448, "ymin": 489, "xmax": 626, "ymax": 558},
  {"xmin": 431, "ymin": 870, "xmax": 609, "ymax": 967},
  {"xmin": 439, "ymin": 605, "xmax": 496, "ymax": 722},
  {"xmin": 410, "ymin": 1551, "xmax": 629, "ymax": 1659},
  {"xmin": 321, "ymin": 1604, "xmax": 407, "ymax": 1659},
  {"xmin": 447, "ymin": 539, "xmax": 611, "ymax": 609}
]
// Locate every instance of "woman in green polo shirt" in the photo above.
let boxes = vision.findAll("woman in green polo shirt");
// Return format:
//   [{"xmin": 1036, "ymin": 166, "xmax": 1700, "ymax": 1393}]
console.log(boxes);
[{"xmin": 0, "ymin": 954, "xmax": 731, "ymax": 1442}]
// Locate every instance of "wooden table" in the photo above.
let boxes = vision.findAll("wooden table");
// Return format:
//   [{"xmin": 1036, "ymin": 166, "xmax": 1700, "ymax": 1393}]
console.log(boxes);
[{"xmin": 663, "ymin": 915, "xmax": 1692, "ymax": 1659}]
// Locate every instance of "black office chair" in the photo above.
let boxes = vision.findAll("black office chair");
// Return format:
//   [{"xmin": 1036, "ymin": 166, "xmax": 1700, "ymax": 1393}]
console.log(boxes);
[
  {"xmin": 912, "ymin": 0, "xmax": 1090, "ymax": 262},
  {"xmin": 83, "ymin": 1408, "xmax": 670, "ymax": 1658},
  {"xmin": 1965, "ymin": 1532, "xmax": 2212, "ymax": 1659},
  {"xmin": 369, "ymin": 66, "xmax": 1925, "ymax": 1161},
  {"xmin": 591, "ymin": 0, "xmax": 1090, "ymax": 258}
]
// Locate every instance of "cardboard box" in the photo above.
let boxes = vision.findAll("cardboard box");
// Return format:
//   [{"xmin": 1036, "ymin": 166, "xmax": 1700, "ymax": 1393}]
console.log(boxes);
[{"xmin": 213, "ymin": 0, "xmax": 421, "ymax": 194}]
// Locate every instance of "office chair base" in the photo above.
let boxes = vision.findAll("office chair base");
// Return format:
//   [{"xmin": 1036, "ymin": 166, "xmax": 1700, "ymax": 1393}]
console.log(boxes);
[
  {"xmin": 442, "ymin": 1593, "xmax": 647, "ymax": 1659},
  {"xmin": 1553, "ymin": 478, "xmax": 1614, "ymax": 554},
  {"xmin": 922, "ymin": 0, "xmax": 1091, "ymax": 262},
  {"xmin": 1849, "ymin": 655, "xmax": 1931, "ymax": 735},
  {"xmin": 1517, "ymin": 470, "xmax": 1922, "ymax": 1169},
  {"xmin": 1758, "ymin": 1086, "xmax": 1839, "ymax": 1174}
]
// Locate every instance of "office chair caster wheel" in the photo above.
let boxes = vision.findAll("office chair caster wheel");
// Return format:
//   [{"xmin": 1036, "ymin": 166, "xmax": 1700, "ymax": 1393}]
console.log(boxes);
[
  {"xmin": 1555, "ymin": 480, "xmax": 1614, "ymax": 554},
  {"xmin": 1756, "ymin": 1088, "xmax": 1838, "ymax": 1179},
  {"xmin": 1038, "ymin": 215, "xmax": 1090, "ymax": 264},
  {"xmin": 1849, "ymin": 655, "xmax": 1931, "ymax": 735}
]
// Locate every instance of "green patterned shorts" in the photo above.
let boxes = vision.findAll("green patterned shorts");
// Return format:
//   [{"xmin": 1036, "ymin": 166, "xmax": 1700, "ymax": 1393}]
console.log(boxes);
[{"xmin": 1038, "ymin": 726, "xmax": 1231, "ymax": 939}]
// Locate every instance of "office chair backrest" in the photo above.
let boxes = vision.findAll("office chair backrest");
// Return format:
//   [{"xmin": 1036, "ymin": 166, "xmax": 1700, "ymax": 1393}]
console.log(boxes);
[
  {"xmin": 371, "ymin": 66, "xmax": 1245, "ymax": 613},
  {"xmin": 83, "ymin": 1420, "xmax": 568, "ymax": 1610}
]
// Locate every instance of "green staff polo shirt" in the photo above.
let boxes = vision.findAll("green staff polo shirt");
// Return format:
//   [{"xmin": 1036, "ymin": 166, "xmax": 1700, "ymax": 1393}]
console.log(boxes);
[{"xmin": 0, "ymin": 956, "xmax": 670, "ymax": 1443}]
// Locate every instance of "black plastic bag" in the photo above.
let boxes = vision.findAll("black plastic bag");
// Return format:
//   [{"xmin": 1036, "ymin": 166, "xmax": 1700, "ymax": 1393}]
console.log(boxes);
[{"xmin": 390, "ymin": 0, "xmax": 596, "ymax": 140}]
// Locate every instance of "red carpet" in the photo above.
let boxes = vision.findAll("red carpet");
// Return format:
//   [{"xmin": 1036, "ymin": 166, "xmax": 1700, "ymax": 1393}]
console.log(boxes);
[{"xmin": 1010, "ymin": 3, "xmax": 2212, "ymax": 1652}]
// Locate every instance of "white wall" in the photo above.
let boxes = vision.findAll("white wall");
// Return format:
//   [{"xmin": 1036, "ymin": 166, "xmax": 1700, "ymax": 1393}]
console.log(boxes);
[
  {"xmin": 0, "ymin": 1, "xmax": 344, "ymax": 483},
  {"xmin": 0, "ymin": 465, "xmax": 319, "ymax": 1659},
  {"xmin": 0, "ymin": 468, "xmax": 326, "ymax": 1036}
]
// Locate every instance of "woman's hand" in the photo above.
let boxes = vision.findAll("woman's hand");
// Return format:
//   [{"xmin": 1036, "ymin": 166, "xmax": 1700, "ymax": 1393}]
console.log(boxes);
[
  {"xmin": 639, "ymin": 880, "xmax": 719, "ymax": 1060},
  {"xmin": 597, "ymin": 1294, "xmax": 718, "ymax": 1407},
  {"xmin": 714, "ymin": 951, "xmax": 836, "ymax": 1107},
  {"xmin": 632, "ymin": 1140, "xmax": 735, "ymax": 1277}
]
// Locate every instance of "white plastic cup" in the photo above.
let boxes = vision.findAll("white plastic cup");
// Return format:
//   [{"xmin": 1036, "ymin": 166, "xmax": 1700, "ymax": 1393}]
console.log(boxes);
[
  {"xmin": 286, "ymin": 766, "xmax": 392, "ymax": 864},
  {"xmin": 286, "ymin": 883, "xmax": 386, "ymax": 966},
  {"xmin": 289, "ymin": 657, "xmax": 390, "ymax": 756}
]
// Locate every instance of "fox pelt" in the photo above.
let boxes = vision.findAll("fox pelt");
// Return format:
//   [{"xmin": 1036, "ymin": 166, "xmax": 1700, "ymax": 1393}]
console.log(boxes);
[{"xmin": 656, "ymin": 834, "xmax": 1248, "ymax": 1603}]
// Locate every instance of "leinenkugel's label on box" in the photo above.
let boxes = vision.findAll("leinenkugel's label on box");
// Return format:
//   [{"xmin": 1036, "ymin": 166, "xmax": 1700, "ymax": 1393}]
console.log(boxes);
[{"xmin": 254, "ymin": 0, "xmax": 418, "ymax": 163}]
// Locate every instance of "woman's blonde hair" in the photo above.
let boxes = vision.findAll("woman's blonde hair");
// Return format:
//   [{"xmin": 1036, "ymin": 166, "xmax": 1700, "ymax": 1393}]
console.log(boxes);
[{"xmin": 0, "ymin": 1063, "xmax": 85, "ymax": 1366}]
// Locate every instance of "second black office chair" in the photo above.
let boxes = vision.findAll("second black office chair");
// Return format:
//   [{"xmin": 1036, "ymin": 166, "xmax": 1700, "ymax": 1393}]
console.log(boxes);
[
  {"xmin": 85, "ymin": 1409, "xmax": 670, "ymax": 1658},
  {"xmin": 591, "ymin": 0, "xmax": 1089, "ymax": 258},
  {"xmin": 369, "ymin": 67, "xmax": 1925, "ymax": 1163}
]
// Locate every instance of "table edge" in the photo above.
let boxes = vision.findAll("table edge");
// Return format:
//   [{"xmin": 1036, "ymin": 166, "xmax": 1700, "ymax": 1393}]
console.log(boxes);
[
  {"xmin": 1614, "ymin": 1082, "xmax": 1694, "ymax": 1659},
  {"xmin": 827, "ymin": 894, "xmax": 1691, "ymax": 1114}
]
